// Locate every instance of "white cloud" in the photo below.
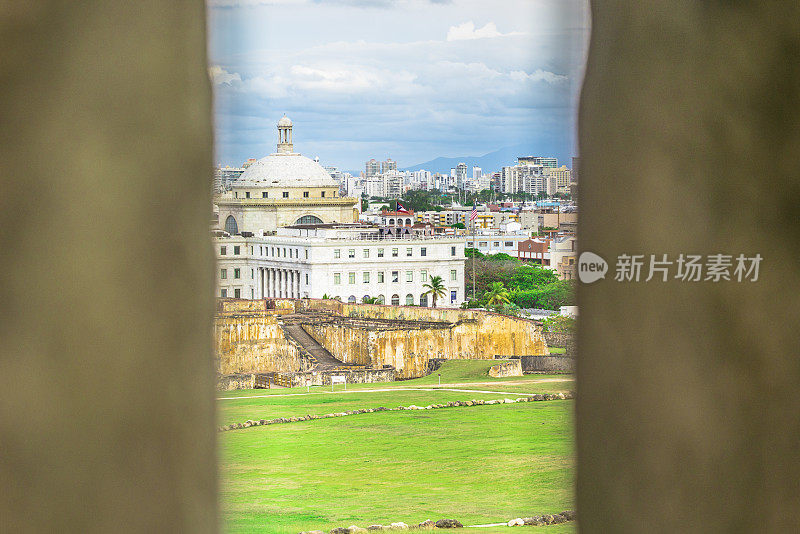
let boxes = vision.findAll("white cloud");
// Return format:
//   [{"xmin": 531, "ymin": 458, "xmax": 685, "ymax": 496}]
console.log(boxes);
[
  {"xmin": 209, "ymin": 65, "xmax": 242, "ymax": 85},
  {"xmin": 446, "ymin": 21, "xmax": 521, "ymax": 41}
]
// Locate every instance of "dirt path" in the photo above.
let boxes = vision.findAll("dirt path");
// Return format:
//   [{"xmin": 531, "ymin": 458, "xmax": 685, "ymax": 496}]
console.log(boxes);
[{"xmin": 217, "ymin": 377, "xmax": 574, "ymax": 401}]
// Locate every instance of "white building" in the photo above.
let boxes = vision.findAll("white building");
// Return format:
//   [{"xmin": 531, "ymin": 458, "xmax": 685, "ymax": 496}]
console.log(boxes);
[
  {"xmin": 467, "ymin": 226, "xmax": 532, "ymax": 257},
  {"xmin": 215, "ymin": 223, "xmax": 466, "ymax": 307}
]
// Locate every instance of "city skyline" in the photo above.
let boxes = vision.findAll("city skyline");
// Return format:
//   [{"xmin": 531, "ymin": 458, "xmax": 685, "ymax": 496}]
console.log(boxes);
[{"xmin": 208, "ymin": 0, "xmax": 590, "ymax": 170}]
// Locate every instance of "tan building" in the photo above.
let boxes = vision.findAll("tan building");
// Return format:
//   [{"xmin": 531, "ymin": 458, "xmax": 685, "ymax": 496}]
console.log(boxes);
[
  {"xmin": 550, "ymin": 235, "xmax": 577, "ymax": 280},
  {"xmin": 215, "ymin": 116, "xmax": 359, "ymax": 235}
]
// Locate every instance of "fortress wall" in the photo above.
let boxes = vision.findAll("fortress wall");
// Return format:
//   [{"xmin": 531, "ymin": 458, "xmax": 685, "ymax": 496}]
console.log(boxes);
[
  {"xmin": 302, "ymin": 323, "xmax": 372, "ymax": 366},
  {"xmin": 214, "ymin": 314, "xmax": 304, "ymax": 375},
  {"xmin": 304, "ymin": 311, "xmax": 547, "ymax": 379}
]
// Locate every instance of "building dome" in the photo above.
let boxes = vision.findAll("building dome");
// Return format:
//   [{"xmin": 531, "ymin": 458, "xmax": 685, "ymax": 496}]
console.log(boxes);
[
  {"xmin": 235, "ymin": 152, "xmax": 337, "ymax": 188},
  {"xmin": 277, "ymin": 115, "xmax": 292, "ymax": 127}
]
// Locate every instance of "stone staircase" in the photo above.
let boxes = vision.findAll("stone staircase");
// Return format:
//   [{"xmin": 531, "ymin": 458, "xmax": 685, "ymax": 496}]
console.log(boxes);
[{"xmin": 279, "ymin": 321, "xmax": 359, "ymax": 370}]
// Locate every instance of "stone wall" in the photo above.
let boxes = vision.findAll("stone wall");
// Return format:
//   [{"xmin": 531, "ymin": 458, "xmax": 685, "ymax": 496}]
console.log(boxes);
[
  {"xmin": 521, "ymin": 355, "xmax": 574, "ymax": 374},
  {"xmin": 291, "ymin": 368, "xmax": 396, "ymax": 387},
  {"xmin": 543, "ymin": 331, "xmax": 575, "ymax": 353},
  {"xmin": 302, "ymin": 308, "xmax": 547, "ymax": 379},
  {"xmin": 489, "ymin": 359, "xmax": 523, "ymax": 377},
  {"xmin": 215, "ymin": 313, "xmax": 307, "ymax": 375}
]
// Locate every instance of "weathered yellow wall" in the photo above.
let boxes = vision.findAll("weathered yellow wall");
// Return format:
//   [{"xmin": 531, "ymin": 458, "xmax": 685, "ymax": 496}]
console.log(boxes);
[
  {"xmin": 302, "ymin": 306, "xmax": 547, "ymax": 378},
  {"xmin": 214, "ymin": 314, "xmax": 305, "ymax": 374}
]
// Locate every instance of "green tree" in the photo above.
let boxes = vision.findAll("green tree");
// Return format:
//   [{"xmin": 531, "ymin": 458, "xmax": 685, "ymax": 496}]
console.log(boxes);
[
  {"xmin": 422, "ymin": 275, "xmax": 447, "ymax": 308},
  {"xmin": 362, "ymin": 296, "xmax": 380, "ymax": 304},
  {"xmin": 484, "ymin": 281, "xmax": 511, "ymax": 308}
]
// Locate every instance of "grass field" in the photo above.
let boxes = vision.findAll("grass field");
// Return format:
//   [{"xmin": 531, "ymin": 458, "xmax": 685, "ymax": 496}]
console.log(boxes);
[{"xmin": 219, "ymin": 361, "xmax": 575, "ymax": 533}]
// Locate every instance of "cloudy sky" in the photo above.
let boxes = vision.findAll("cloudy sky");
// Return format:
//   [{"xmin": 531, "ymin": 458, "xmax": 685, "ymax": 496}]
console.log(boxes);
[{"xmin": 207, "ymin": 0, "xmax": 590, "ymax": 171}]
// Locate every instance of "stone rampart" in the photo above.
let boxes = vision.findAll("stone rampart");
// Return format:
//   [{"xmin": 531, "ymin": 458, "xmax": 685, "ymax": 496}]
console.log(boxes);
[
  {"xmin": 521, "ymin": 355, "xmax": 575, "ymax": 374},
  {"xmin": 214, "ymin": 313, "xmax": 307, "ymax": 375},
  {"xmin": 302, "ymin": 307, "xmax": 547, "ymax": 379}
]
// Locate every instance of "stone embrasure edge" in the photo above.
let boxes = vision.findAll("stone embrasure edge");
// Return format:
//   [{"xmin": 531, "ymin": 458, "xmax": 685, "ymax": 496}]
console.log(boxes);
[
  {"xmin": 218, "ymin": 392, "xmax": 575, "ymax": 432},
  {"xmin": 298, "ymin": 510, "xmax": 576, "ymax": 533}
]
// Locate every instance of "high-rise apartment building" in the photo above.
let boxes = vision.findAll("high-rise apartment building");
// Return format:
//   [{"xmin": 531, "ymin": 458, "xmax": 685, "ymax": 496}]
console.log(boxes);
[
  {"xmin": 381, "ymin": 159, "xmax": 397, "ymax": 174},
  {"xmin": 518, "ymin": 156, "xmax": 558, "ymax": 168},
  {"xmin": 365, "ymin": 159, "xmax": 380, "ymax": 179}
]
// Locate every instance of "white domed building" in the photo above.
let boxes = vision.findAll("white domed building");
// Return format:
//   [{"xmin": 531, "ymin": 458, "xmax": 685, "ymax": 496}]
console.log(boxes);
[{"xmin": 216, "ymin": 116, "xmax": 359, "ymax": 234}]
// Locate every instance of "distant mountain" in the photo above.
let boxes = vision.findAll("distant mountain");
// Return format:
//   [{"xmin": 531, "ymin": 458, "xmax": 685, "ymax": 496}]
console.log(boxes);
[{"xmin": 402, "ymin": 143, "xmax": 570, "ymax": 174}]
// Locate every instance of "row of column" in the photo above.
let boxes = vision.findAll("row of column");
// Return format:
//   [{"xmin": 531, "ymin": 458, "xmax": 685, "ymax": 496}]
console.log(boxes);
[{"xmin": 258, "ymin": 267, "xmax": 302, "ymax": 299}]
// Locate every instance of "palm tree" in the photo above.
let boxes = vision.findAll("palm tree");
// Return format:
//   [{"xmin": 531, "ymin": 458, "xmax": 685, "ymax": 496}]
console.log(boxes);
[
  {"xmin": 484, "ymin": 281, "xmax": 511, "ymax": 309},
  {"xmin": 362, "ymin": 296, "xmax": 380, "ymax": 304},
  {"xmin": 422, "ymin": 275, "xmax": 447, "ymax": 308}
]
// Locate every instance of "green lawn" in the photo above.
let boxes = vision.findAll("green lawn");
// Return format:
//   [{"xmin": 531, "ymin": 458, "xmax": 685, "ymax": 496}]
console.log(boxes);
[
  {"xmin": 219, "ymin": 360, "xmax": 575, "ymax": 533},
  {"xmin": 221, "ymin": 402, "xmax": 574, "ymax": 533},
  {"xmin": 548, "ymin": 347, "xmax": 567, "ymax": 354}
]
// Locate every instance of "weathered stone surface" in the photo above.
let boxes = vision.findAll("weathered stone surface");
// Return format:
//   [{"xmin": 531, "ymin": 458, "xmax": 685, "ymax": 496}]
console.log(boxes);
[
  {"xmin": 551, "ymin": 514, "xmax": 566, "ymax": 524},
  {"xmin": 329, "ymin": 528, "xmax": 350, "ymax": 534},
  {"xmin": 541, "ymin": 514, "xmax": 554, "ymax": 524},
  {"xmin": 388, "ymin": 522, "xmax": 408, "ymax": 530},
  {"xmin": 433, "ymin": 519, "xmax": 463, "ymax": 528},
  {"xmin": 560, "ymin": 510, "xmax": 577, "ymax": 521},
  {"xmin": 507, "ymin": 518, "xmax": 524, "ymax": 526},
  {"xmin": 417, "ymin": 519, "xmax": 435, "ymax": 529},
  {"xmin": 488, "ymin": 359, "xmax": 523, "ymax": 378}
]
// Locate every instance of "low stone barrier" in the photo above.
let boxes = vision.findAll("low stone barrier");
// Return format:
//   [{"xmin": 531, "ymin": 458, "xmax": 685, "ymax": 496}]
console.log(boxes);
[
  {"xmin": 298, "ymin": 511, "xmax": 575, "ymax": 533},
  {"xmin": 218, "ymin": 392, "xmax": 575, "ymax": 432},
  {"xmin": 521, "ymin": 355, "xmax": 574, "ymax": 374}
]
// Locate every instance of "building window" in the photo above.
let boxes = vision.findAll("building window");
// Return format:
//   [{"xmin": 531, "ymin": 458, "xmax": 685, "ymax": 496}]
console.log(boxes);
[
  {"xmin": 450, "ymin": 290, "xmax": 457, "ymax": 303},
  {"xmin": 392, "ymin": 271, "xmax": 399, "ymax": 283},
  {"xmin": 321, "ymin": 191, "xmax": 326, "ymax": 198},
  {"xmin": 450, "ymin": 269, "xmax": 457, "ymax": 281},
  {"xmin": 406, "ymin": 247, "xmax": 412, "ymax": 257},
  {"xmin": 334, "ymin": 249, "xmax": 341, "ymax": 259},
  {"xmin": 305, "ymin": 249, "xmax": 308, "ymax": 259},
  {"xmin": 251, "ymin": 288, "xmax": 254, "ymax": 299},
  {"xmin": 296, "ymin": 215, "xmax": 323, "ymax": 225},
  {"xmin": 405, "ymin": 294, "xmax": 414, "ymax": 305},
  {"xmin": 251, "ymin": 269, "xmax": 254, "ymax": 279},
  {"xmin": 282, "ymin": 191, "xmax": 289, "ymax": 198},
  {"xmin": 479, "ymin": 242, "xmax": 487, "ymax": 247},
  {"xmin": 245, "ymin": 191, "xmax": 250, "ymax": 198},
  {"xmin": 363, "ymin": 249, "xmax": 369, "ymax": 258},
  {"xmin": 378, "ymin": 272, "xmax": 385, "ymax": 283},
  {"xmin": 391, "ymin": 294, "xmax": 400, "ymax": 306},
  {"xmin": 334, "ymin": 273, "xmax": 341, "ymax": 285},
  {"xmin": 421, "ymin": 247, "xmax": 426, "ymax": 257},
  {"xmin": 377, "ymin": 294, "xmax": 385, "ymax": 304},
  {"xmin": 378, "ymin": 248, "xmax": 384, "ymax": 258},
  {"xmin": 224, "ymin": 215, "xmax": 238, "ymax": 235},
  {"xmin": 220, "ymin": 246, "xmax": 226, "ymax": 255},
  {"xmin": 234, "ymin": 268, "xmax": 240, "ymax": 279},
  {"xmin": 505, "ymin": 241, "xmax": 513, "ymax": 247},
  {"xmin": 392, "ymin": 248, "xmax": 398, "ymax": 257},
  {"xmin": 406, "ymin": 271, "xmax": 413, "ymax": 282},
  {"xmin": 348, "ymin": 249, "xmax": 355, "ymax": 259},
  {"xmin": 494, "ymin": 242, "xmax": 500, "ymax": 247},
  {"xmin": 363, "ymin": 272, "xmax": 370, "ymax": 283},
  {"xmin": 348, "ymin": 295, "xmax": 357, "ymax": 303},
  {"xmin": 303, "ymin": 191, "xmax": 309, "ymax": 198},
  {"xmin": 219, "ymin": 288, "xmax": 228, "ymax": 298},
  {"xmin": 235, "ymin": 288, "xmax": 241, "ymax": 298},
  {"xmin": 348, "ymin": 272, "xmax": 356, "ymax": 284},
  {"xmin": 421, "ymin": 269, "xmax": 427, "ymax": 282},
  {"xmin": 220, "ymin": 269, "xmax": 227, "ymax": 279},
  {"xmin": 451, "ymin": 246, "xmax": 456, "ymax": 256},
  {"xmin": 262, "ymin": 192, "xmax": 268, "ymax": 198},
  {"xmin": 234, "ymin": 246, "xmax": 240, "ymax": 255},
  {"xmin": 250, "ymin": 247, "xmax": 253, "ymax": 255},
  {"xmin": 305, "ymin": 273, "xmax": 309, "ymax": 284}
]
